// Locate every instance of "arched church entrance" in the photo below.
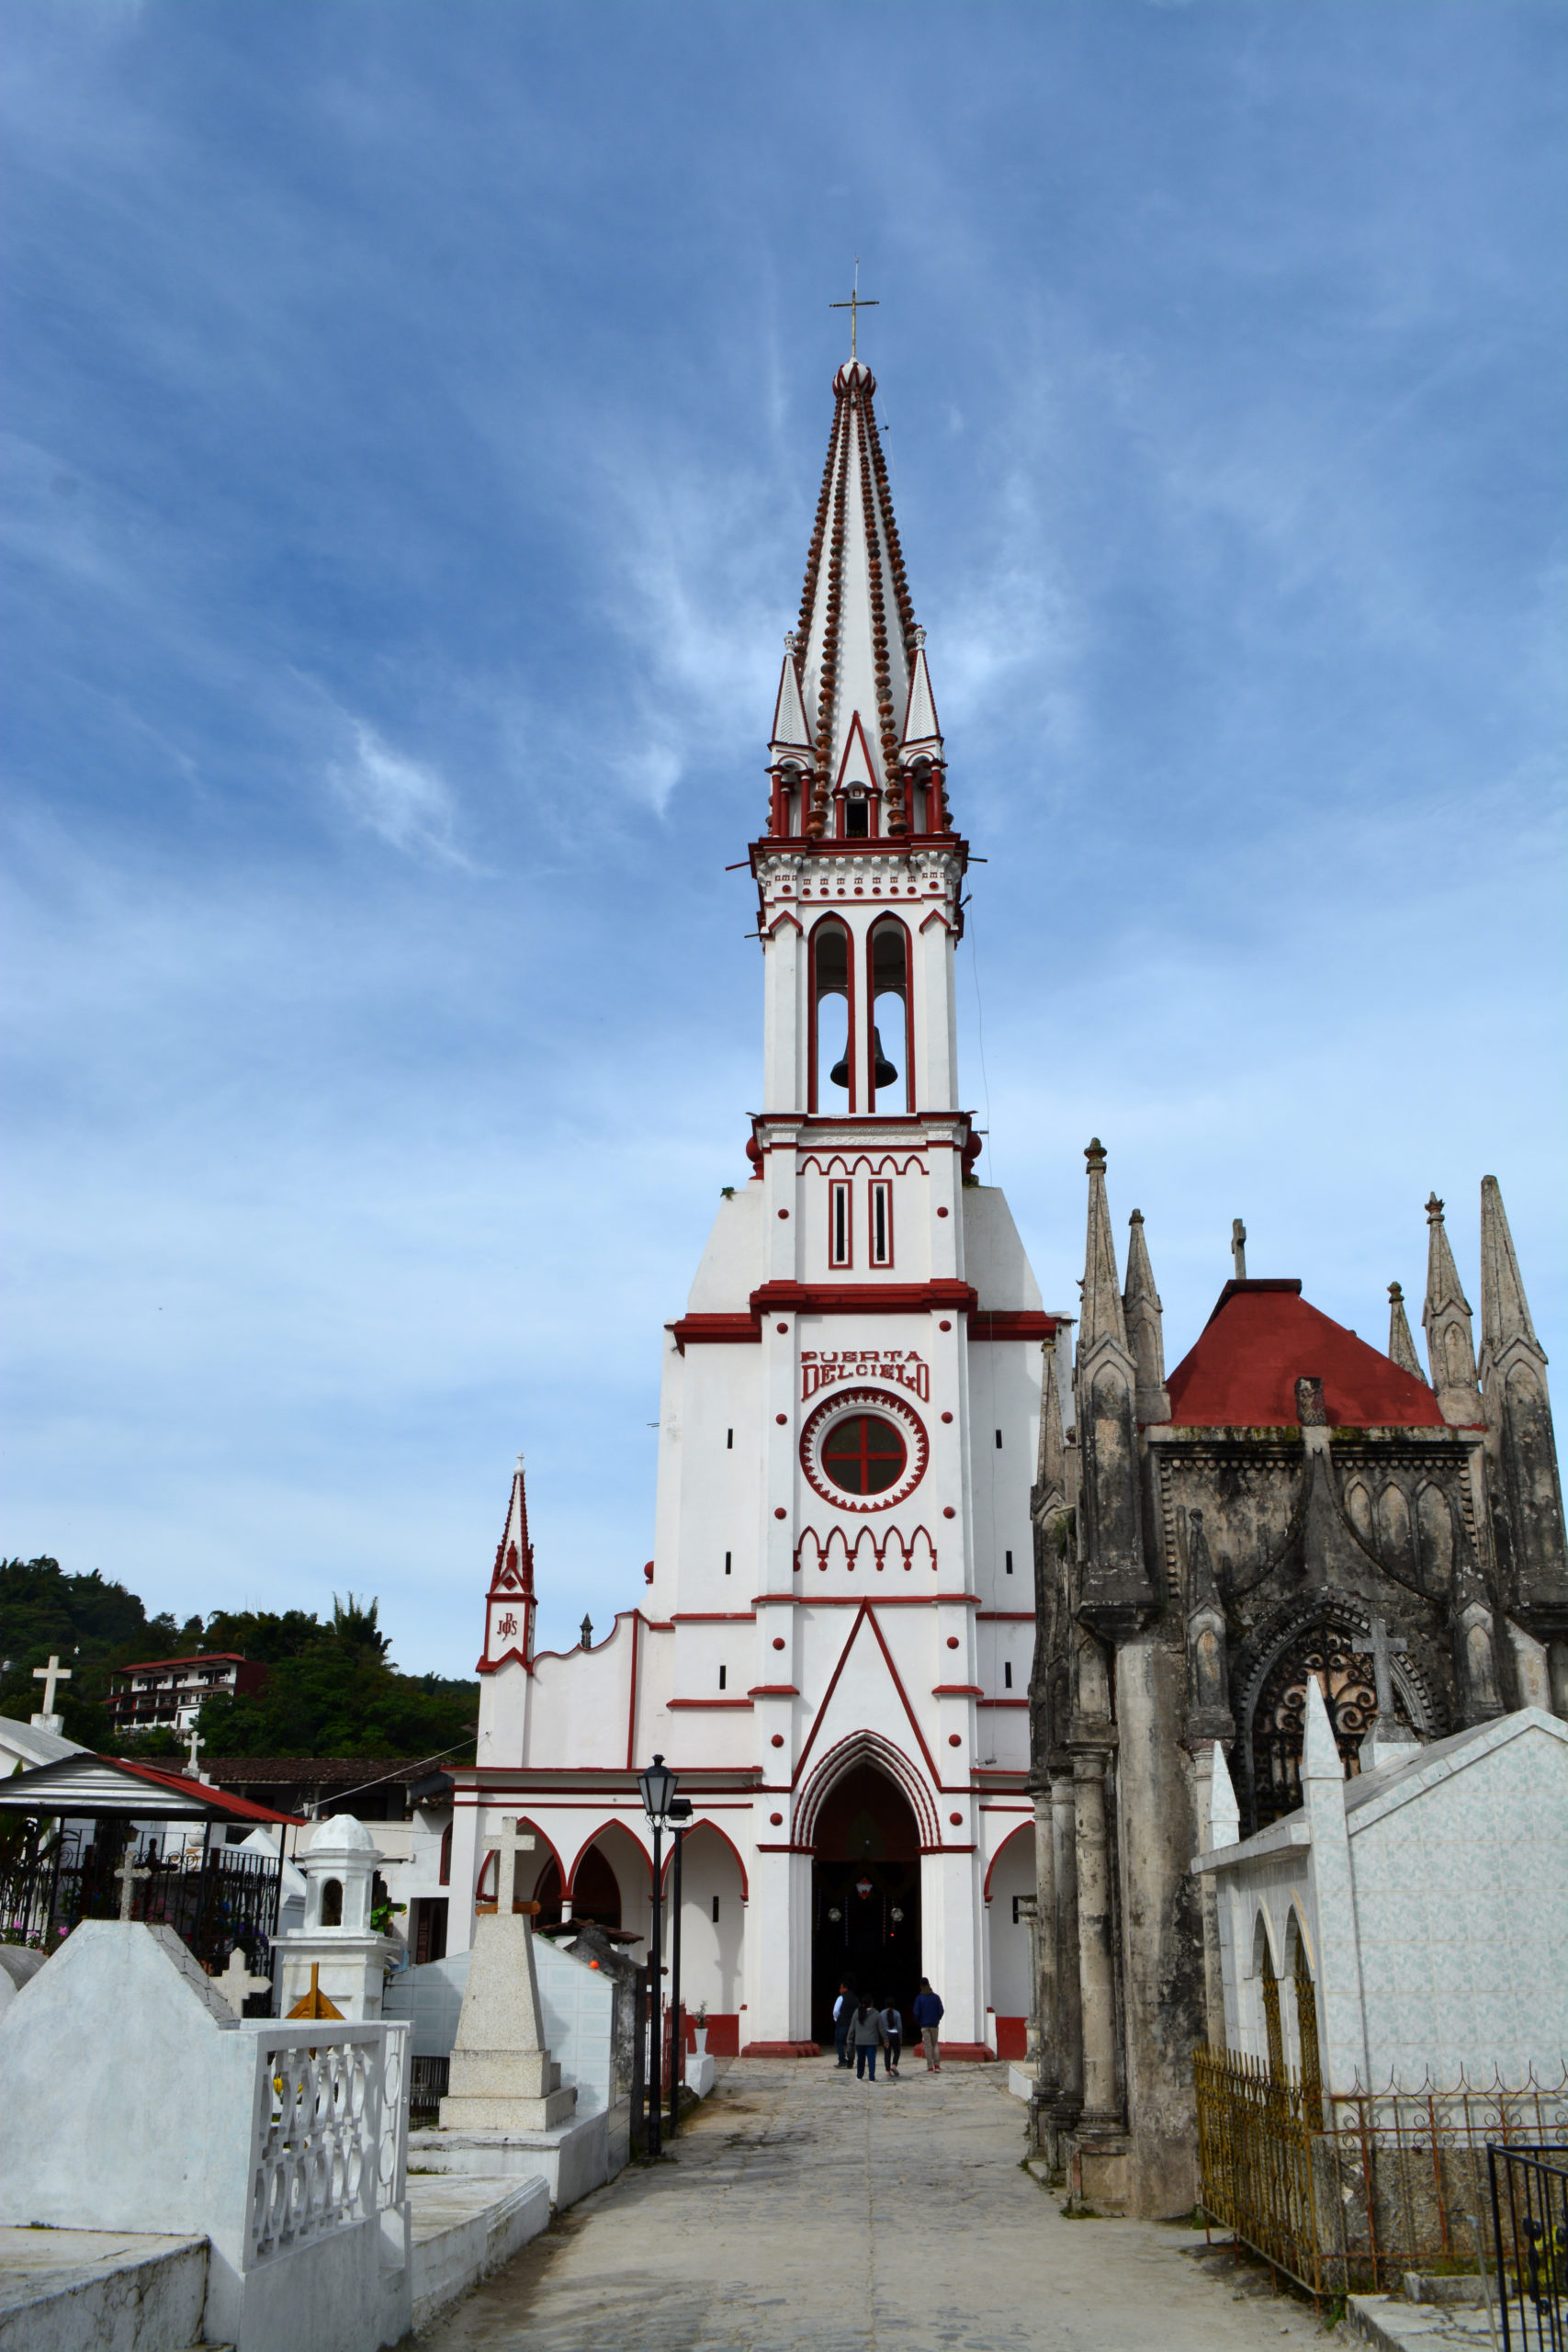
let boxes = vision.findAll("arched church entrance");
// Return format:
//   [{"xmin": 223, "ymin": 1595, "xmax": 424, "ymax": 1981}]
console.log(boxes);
[{"xmin": 810, "ymin": 1761, "xmax": 921, "ymax": 2047}]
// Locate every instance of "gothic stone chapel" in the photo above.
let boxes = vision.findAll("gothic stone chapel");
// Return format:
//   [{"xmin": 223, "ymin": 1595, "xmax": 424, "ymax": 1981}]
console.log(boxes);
[
  {"xmin": 442, "ymin": 350, "xmax": 1568, "ymax": 2213},
  {"xmin": 1028, "ymin": 1158, "xmax": 1568, "ymax": 2215}
]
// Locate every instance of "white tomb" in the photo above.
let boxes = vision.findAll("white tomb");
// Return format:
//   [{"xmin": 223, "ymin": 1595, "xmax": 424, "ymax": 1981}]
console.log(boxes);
[
  {"xmin": 277, "ymin": 1812, "xmax": 400, "ymax": 2021},
  {"xmin": 0, "ymin": 1919, "xmax": 413, "ymax": 2352},
  {"xmin": 1194, "ymin": 1681, "xmax": 1568, "ymax": 2090}
]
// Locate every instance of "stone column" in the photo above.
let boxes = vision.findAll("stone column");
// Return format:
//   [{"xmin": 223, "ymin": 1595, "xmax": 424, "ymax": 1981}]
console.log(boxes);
[
  {"xmin": 1050, "ymin": 1767, "xmax": 1083, "ymax": 2122},
  {"xmin": 1030, "ymin": 1789, "xmax": 1057, "ymax": 2082},
  {"xmin": 1072, "ymin": 1748, "xmax": 1120, "ymax": 2124}
]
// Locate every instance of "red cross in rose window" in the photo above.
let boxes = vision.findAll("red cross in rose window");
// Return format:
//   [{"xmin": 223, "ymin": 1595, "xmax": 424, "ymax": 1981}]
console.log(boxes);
[{"xmin": 822, "ymin": 1414, "xmax": 906, "ymax": 1496}]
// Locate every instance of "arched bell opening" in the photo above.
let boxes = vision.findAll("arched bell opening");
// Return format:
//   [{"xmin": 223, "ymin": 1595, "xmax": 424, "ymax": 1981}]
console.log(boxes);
[
  {"xmin": 809, "ymin": 1760, "xmax": 922, "ymax": 2046},
  {"xmin": 809, "ymin": 917, "xmax": 853, "ymax": 1112},
  {"xmin": 320, "ymin": 1877, "xmax": 344, "ymax": 1928},
  {"xmin": 866, "ymin": 918, "xmax": 913, "ymax": 1114}
]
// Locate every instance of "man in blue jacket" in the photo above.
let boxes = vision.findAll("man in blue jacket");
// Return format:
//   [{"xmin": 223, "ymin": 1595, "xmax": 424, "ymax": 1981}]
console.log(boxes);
[{"xmin": 911, "ymin": 1977, "xmax": 943, "ymax": 2072}]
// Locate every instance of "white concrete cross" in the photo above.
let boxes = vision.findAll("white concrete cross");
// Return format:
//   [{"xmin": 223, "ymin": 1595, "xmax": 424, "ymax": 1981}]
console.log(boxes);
[
  {"xmin": 115, "ymin": 1844, "xmax": 152, "ymax": 1921},
  {"xmin": 213, "ymin": 1946, "xmax": 273, "ymax": 2016},
  {"xmin": 185, "ymin": 1727, "xmax": 205, "ymax": 1775},
  {"xmin": 485, "ymin": 1815, "xmax": 535, "ymax": 1909},
  {"xmin": 1366, "ymin": 1616, "xmax": 1409, "ymax": 1723},
  {"xmin": 32, "ymin": 1655, "xmax": 72, "ymax": 1713}
]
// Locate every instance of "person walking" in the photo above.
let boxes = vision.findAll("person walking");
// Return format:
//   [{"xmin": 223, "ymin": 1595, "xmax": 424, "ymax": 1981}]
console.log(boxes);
[
  {"xmin": 848, "ymin": 1995, "xmax": 886, "ymax": 2081},
  {"xmin": 880, "ymin": 1996, "xmax": 903, "ymax": 2077},
  {"xmin": 912, "ymin": 1976, "xmax": 944, "ymax": 2071},
  {"xmin": 832, "ymin": 1981, "xmax": 856, "ymax": 2069}
]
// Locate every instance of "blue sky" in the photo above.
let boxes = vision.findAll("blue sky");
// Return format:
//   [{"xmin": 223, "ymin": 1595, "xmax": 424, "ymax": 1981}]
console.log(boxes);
[{"xmin": 3, "ymin": 1, "xmax": 1563, "ymax": 1676}]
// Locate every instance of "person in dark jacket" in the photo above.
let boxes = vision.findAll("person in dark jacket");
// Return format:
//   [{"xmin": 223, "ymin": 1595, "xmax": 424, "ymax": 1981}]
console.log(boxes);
[
  {"xmin": 880, "ymin": 1997, "xmax": 903, "ymax": 2077},
  {"xmin": 911, "ymin": 1977, "xmax": 944, "ymax": 2071},
  {"xmin": 847, "ymin": 1996, "xmax": 886, "ymax": 2080},
  {"xmin": 832, "ymin": 1982, "xmax": 856, "ymax": 2068}
]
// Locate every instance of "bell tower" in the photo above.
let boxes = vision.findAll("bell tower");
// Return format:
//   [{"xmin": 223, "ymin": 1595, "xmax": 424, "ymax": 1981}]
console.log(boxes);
[
  {"xmin": 756, "ymin": 359, "xmax": 964, "ymax": 1127},
  {"xmin": 462, "ymin": 345, "xmax": 1053, "ymax": 2062}
]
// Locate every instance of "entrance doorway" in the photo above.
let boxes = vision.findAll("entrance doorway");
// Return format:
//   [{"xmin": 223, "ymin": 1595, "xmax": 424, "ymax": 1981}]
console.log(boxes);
[{"xmin": 810, "ymin": 1762, "xmax": 922, "ymax": 2047}]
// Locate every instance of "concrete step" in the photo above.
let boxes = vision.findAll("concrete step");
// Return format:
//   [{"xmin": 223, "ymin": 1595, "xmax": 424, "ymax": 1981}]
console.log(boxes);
[{"xmin": 0, "ymin": 2228, "xmax": 208, "ymax": 2352}]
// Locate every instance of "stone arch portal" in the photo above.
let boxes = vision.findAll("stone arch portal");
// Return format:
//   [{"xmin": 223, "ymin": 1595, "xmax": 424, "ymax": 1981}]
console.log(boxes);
[{"xmin": 808, "ymin": 1757, "xmax": 923, "ymax": 2050}]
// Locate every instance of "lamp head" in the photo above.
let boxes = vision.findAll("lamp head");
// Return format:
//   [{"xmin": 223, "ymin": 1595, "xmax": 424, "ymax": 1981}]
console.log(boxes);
[{"xmin": 638, "ymin": 1752, "xmax": 677, "ymax": 1824}]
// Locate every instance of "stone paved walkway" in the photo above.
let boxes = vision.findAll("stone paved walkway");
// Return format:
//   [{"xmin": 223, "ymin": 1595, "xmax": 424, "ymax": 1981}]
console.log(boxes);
[{"xmin": 419, "ymin": 2056, "xmax": 1327, "ymax": 2350}]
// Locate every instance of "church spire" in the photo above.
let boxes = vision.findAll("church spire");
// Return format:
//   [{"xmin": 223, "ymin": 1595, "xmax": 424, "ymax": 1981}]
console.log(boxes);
[
  {"xmin": 784, "ymin": 357, "xmax": 947, "ymax": 841},
  {"xmin": 1122, "ymin": 1209, "xmax": 1171, "ymax": 1425},
  {"xmin": 1075, "ymin": 1140, "xmax": 1154, "ymax": 1636},
  {"xmin": 1479, "ymin": 1174, "xmax": 1541, "ymax": 1363},
  {"xmin": 1422, "ymin": 1193, "xmax": 1483, "ymax": 1425},
  {"xmin": 480, "ymin": 1453, "xmax": 536, "ymax": 1672},
  {"xmin": 1386, "ymin": 1283, "xmax": 1426, "ymax": 1384},
  {"xmin": 1079, "ymin": 1140, "xmax": 1127, "ymax": 1351},
  {"xmin": 1477, "ymin": 1175, "xmax": 1568, "ymax": 1630}
]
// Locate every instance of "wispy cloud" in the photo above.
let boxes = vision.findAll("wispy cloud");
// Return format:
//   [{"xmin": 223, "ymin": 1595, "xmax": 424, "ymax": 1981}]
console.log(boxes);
[{"xmin": 328, "ymin": 720, "xmax": 473, "ymax": 869}]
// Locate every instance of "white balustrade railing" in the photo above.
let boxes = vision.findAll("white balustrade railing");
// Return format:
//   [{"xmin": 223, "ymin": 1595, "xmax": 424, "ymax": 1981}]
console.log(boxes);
[{"xmin": 246, "ymin": 2021, "xmax": 410, "ymax": 2266}]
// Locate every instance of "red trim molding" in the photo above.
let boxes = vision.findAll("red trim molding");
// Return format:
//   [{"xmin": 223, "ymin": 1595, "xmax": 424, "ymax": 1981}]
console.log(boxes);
[
  {"xmin": 666, "ymin": 1698, "xmax": 755, "ymax": 1711},
  {"xmin": 671, "ymin": 1286, "xmax": 1044, "ymax": 1348},
  {"xmin": 754, "ymin": 1279, "xmax": 976, "ymax": 1318},
  {"xmin": 671, "ymin": 1313, "xmax": 761, "ymax": 1353},
  {"xmin": 746, "ymin": 1683, "xmax": 800, "ymax": 1698},
  {"xmin": 968, "ymin": 1310, "xmax": 1055, "ymax": 1342},
  {"xmin": 741, "ymin": 2041, "xmax": 821, "ymax": 2057},
  {"xmin": 931, "ymin": 1683, "xmax": 983, "ymax": 1697}
]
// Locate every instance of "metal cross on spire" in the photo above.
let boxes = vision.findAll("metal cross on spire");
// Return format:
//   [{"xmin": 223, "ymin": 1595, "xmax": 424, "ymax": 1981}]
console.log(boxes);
[{"xmin": 829, "ymin": 258, "xmax": 879, "ymax": 359}]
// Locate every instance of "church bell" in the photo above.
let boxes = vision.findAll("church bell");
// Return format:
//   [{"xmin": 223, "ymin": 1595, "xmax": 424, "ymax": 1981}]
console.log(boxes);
[{"xmin": 829, "ymin": 1027, "xmax": 897, "ymax": 1091}]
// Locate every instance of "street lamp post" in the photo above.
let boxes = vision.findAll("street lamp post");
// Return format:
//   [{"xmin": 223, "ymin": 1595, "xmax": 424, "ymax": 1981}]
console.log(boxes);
[
  {"xmin": 637, "ymin": 1752, "xmax": 677, "ymax": 2161},
  {"xmin": 667, "ymin": 1798, "xmax": 693, "ymax": 2141}
]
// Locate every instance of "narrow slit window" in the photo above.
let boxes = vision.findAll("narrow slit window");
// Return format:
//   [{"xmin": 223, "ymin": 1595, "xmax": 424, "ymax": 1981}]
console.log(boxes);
[
  {"xmin": 718, "ymin": 1664, "xmax": 727, "ymax": 1690},
  {"xmin": 724, "ymin": 1550, "xmax": 732, "ymax": 1577},
  {"xmin": 1004, "ymin": 1661, "xmax": 1013, "ymax": 1689},
  {"xmin": 1005, "ymin": 1550, "xmax": 1014, "ymax": 1575},
  {"xmin": 829, "ymin": 1179, "xmax": 852, "ymax": 1269},
  {"xmin": 727, "ymin": 1429, "xmax": 733, "ymax": 1451},
  {"xmin": 712, "ymin": 1895, "xmax": 720, "ymax": 1923},
  {"xmin": 995, "ymin": 1429, "xmax": 1003, "ymax": 1449},
  {"xmin": 1011, "ymin": 1894, "xmax": 1021, "ymax": 1925},
  {"xmin": 869, "ymin": 1179, "xmax": 894, "ymax": 1267}
]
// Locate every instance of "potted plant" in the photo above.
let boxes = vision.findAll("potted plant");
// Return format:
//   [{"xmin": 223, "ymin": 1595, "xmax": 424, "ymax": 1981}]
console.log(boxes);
[{"xmin": 692, "ymin": 2001, "xmax": 709, "ymax": 2058}]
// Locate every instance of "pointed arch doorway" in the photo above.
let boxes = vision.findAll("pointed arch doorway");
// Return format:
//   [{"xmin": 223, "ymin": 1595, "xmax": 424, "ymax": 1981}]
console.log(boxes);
[{"xmin": 810, "ymin": 1761, "xmax": 922, "ymax": 2046}]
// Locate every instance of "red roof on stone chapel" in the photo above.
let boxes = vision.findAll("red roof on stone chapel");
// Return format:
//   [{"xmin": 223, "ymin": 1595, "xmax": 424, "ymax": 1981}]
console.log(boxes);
[{"xmin": 1164, "ymin": 1279, "xmax": 1447, "ymax": 1430}]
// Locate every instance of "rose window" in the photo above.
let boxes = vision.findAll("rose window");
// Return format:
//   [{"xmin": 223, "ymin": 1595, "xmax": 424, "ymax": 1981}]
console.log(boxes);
[{"xmin": 799, "ymin": 1386, "xmax": 929, "ymax": 1513}]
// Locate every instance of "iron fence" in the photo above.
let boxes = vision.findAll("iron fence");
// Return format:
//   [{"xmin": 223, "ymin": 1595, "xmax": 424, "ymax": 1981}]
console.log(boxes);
[
  {"xmin": 1492, "ymin": 2145, "xmax": 1568, "ymax": 2352},
  {"xmin": 1195, "ymin": 2044, "xmax": 1568, "ymax": 2302},
  {"xmin": 409, "ymin": 2055, "xmax": 449, "ymax": 2129},
  {"xmin": 0, "ymin": 1828, "xmax": 281, "ymax": 1983}
]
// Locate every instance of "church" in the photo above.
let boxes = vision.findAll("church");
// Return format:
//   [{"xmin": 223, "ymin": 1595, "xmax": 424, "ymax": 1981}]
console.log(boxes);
[
  {"xmin": 444, "ymin": 351, "xmax": 1059, "ymax": 2058},
  {"xmin": 1027, "ymin": 1152, "xmax": 1568, "ymax": 2215},
  {"xmin": 441, "ymin": 345, "xmax": 1568, "ymax": 2184}
]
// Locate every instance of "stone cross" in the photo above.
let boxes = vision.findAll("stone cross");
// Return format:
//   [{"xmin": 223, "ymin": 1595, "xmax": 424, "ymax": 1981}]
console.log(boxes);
[
  {"xmin": 214, "ymin": 1945, "xmax": 273, "ymax": 2016},
  {"xmin": 1231, "ymin": 1220, "xmax": 1247, "ymax": 1281},
  {"xmin": 185, "ymin": 1727, "xmax": 205, "ymax": 1775},
  {"xmin": 32, "ymin": 1655, "xmax": 72, "ymax": 1713},
  {"xmin": 1366, "ymin": 1615, "xmax": 1409, "ymax": 1723},
  {"xmin": 115, "ymin": 1844, "xmax": 152, "ymax": 1921},
  {"xmin": 485, "ymin": 1815, "xmax": 535, "ymax": 1911}
]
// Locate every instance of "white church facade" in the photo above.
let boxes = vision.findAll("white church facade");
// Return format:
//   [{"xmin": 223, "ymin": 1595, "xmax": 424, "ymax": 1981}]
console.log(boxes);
[{"xmin": 446, "ymin": 355, "xmax": 1065, "ymax": 2055}]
